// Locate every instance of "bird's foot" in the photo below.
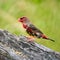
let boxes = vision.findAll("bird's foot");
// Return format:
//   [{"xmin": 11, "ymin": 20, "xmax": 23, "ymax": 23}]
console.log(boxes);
[{"xmin": 26, "ymin": 36, "xmax": 35, "ymax": 42}]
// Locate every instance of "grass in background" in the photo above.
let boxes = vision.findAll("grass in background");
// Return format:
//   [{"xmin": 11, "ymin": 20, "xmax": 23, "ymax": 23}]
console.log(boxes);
[{"xmin": 0, "ymin": 0, "xmax": 60, "ymax": 52}]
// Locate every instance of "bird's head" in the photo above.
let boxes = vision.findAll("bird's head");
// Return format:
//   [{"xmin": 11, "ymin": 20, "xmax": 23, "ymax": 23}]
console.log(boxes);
[
  {"xmin": 18, "ymin": 17, "xmax": 31, "ymax": 29},
  {"xmin": 18, "ymin": 17, "xmax": 29, "ymax": 23}
]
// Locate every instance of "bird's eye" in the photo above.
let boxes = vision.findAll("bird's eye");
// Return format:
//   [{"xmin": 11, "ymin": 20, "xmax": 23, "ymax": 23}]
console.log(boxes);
[{"xmin": 20, "ymin": 18, "xmax": 23, "ymax": 20}]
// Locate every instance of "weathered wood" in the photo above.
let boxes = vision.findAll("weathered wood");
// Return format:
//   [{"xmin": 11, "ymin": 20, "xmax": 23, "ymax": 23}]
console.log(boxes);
[{"xmin": 0, "ymin": 29, "xmax": 60, "ymax": 60}]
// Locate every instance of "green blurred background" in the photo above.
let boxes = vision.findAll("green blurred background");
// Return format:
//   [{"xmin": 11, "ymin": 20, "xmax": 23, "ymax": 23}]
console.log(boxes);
[{"xmin": 0, "ymin": 0, "xmax": 60, "ymax": 52}]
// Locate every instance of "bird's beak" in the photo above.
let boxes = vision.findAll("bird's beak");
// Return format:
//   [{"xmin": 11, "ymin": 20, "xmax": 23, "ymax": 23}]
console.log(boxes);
[
  {"xmin": 18, "ymin": 18, "xmax": 23, "ymax": 22},
  {"xmin": 18, "ymin": 18, "xmax": 20, "ymax": 22}
]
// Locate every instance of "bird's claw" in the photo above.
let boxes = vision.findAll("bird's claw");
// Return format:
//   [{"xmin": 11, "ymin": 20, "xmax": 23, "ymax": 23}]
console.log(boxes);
[{"xmin": 26, "ymin": 36, "xmax": 35, "ymax": 42}]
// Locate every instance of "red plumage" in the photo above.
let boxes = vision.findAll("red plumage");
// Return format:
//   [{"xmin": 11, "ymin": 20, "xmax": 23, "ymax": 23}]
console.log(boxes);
[{"xmin": 18, "ymin": 17, "xmax": 55, "ymax": 42}]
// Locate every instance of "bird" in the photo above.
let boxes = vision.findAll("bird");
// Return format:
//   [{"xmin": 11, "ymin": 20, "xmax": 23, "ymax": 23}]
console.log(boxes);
[{"xmin": 18, "ymin": 17, "xmax": 55, "ymax": 42}]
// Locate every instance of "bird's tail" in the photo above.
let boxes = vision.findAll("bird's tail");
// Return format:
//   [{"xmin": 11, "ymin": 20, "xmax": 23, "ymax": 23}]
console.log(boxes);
[
  {"xmin": 41, "ymin": 34, "xmax": 55, "ymax": 42},
  {"xmin": 45, "ymin": 38, "xmax": 55, "ymax": 42}
]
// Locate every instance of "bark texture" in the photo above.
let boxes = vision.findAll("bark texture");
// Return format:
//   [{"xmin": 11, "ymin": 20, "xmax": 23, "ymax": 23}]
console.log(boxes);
[{"xmin": 0, "ymin": 29, "xmax": 60, "ymax": 60}]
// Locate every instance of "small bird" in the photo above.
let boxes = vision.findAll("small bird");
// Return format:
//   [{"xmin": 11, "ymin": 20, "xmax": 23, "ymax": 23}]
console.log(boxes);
[{"xmin": 18, "ymin": 17, "xmax": 55, "ymax": 42}]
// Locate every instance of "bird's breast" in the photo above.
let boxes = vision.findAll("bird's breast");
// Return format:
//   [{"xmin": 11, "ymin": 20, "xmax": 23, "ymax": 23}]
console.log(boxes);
[{"xmin": 23, "ymin": 24, "xmax": 28, "ymax": 29}]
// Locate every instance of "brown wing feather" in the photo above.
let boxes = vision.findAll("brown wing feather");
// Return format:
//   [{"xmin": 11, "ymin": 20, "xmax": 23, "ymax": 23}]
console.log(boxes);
[
  {"xmin": 26, "ymin": 24, "xmax": 43, "ymax": 38},
  {"xmin": 29, "ymin": 24, "xmax": 43, "ymax": 34}
]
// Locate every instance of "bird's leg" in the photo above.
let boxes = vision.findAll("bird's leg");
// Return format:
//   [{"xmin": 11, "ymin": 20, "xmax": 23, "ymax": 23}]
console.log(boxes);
[{"xmin": 26, "ymin": 36, "xmax": 35, "ymax": 42}]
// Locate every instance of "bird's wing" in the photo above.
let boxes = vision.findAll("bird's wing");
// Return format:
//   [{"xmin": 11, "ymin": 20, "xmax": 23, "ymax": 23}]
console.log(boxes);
[
  {"xmin": 29, "ymin": 24, "xmax": 43, "ymax": 34},
  {"xmin": 26, "ymin": 24, "xmax": 43, "ymax": 38}
]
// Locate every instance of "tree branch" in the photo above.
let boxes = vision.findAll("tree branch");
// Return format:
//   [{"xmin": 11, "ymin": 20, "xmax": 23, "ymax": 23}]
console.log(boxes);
[{"xmin": 0, "ymin": 29, "xmax": 60, "ymax": 60}]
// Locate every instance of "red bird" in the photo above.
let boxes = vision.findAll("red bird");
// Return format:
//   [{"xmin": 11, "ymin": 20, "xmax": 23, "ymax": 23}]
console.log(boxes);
[{"xmin": 18, "ymin": 17, "xmax": 55, "ymax": 42}]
